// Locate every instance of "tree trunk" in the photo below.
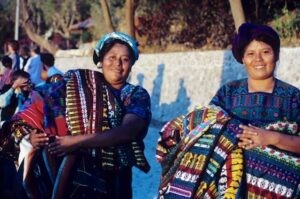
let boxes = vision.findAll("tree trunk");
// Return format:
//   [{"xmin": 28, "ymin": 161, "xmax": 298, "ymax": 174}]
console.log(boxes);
[
  {"xmin": 125, "ymin": 0, "xmax": 135, "ymax": 38},
  {"xmin": 99, "ymin": 0, "xmax": 114, "ymax": 32},
  {"xmin": 228, "ymin": 0, "xmax": 246, "ymax": 31},
  {"xmin": 20, "ymin": 0, "xmax": 59, "ymax": 54}
]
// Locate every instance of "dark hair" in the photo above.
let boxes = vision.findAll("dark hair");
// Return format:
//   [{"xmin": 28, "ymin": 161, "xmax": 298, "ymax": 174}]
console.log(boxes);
[
  {"xmin": 232, "ymin": 23, "xmax": 280, "ymax": 64},
  {"xmin": 21, "ymin": 46, "xmax": 30, "ymax": 55},
  {"xmin": 30, "ymin": 44, "xmax": 40, "ymax": 54},
  {"xmin": 11, "ymin": 70, "xmax": 30, "ymax": 82},
  {"xmin": 40, "ymin": 53, "xmax": 55, "ymax": 67},
  {"xmin": 93, "ymin": 39, "xmax": 135, "ymax": 65},
  {"xmin": 7, "ymin": 40, "xmax": 20, "ymax": 51},
  {"xmin": 1, "ymin": 55, "xmax": 12, "ymax": 68}
]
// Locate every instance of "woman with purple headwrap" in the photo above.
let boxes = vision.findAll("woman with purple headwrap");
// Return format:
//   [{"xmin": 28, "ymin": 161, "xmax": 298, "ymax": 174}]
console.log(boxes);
[
  {"xmin": 210, "ymin": 23, "xmax": 300, "ymax": 198},
  {"xmin": 156, "ymin": 23, "xmax": 300, "ymax": 199}
]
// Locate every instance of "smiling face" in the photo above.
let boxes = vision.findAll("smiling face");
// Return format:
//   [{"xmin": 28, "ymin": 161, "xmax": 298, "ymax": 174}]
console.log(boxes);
[
  {"xmin": 242, "ymin": 40, "xmax": 276, "ymax": 81},
  {"xmin": 101, "ymin": 43, "xmax": 133, "ymax": 89}
]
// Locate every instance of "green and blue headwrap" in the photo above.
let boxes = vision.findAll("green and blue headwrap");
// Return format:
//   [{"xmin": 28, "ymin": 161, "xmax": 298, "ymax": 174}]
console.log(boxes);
[{"xmin": 94, "ymin": 32, "xmax": 139, "ymax": 64}]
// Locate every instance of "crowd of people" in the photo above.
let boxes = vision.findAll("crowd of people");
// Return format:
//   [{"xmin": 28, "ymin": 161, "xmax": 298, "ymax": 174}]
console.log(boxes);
[
  {"xmin": 0, "ymin": 40, "xmax": 65, "ymax": 198},
  {"xmin": 0, "ymin": 23, "xmax": 299, "ymax": 199}
]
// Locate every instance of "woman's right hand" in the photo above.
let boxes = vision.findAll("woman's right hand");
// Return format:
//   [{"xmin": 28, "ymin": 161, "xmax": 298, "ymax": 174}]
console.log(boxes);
[
  {"xmin": 12, "ymin": 77, "xmax": 28, "ymax": 89},
  {"xmin": 237, "ymin": 124, "xmax": 277, "ymax": 150},
  {"xmin": 48, "ymin": 135, "xmax": 80, "ymax": 157},
  {"xmin": 29, "ymin": 129, "xmax": 49, "ymax": 149}
]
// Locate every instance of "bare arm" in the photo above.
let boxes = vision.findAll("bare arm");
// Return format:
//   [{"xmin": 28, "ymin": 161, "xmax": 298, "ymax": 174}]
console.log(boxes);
[
  {"xmin": 274, "ymin": 132, "xmax": 300, "ymax": 153},
  {"xmin": 238, "ymin": 124, "xmax": 300, "ymax": 154},
  {"xmin": 76, "ymin": 113, "xmax": 147, "ymax": 147},
  {"xmin": 49, "ymin": 113, "xmax": 148, "ymax": 156}
]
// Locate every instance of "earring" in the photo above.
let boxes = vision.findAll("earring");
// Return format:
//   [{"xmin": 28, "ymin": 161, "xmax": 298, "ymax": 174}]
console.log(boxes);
[{"xmin": 97, "ymin": 62, "xmax": 102, "ymax": 69}]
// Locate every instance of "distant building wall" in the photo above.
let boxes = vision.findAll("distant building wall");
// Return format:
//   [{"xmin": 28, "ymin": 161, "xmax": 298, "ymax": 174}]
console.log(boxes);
[{"xmin": 55, "ymin": 47, "xmax": 300, "ymax": 124}]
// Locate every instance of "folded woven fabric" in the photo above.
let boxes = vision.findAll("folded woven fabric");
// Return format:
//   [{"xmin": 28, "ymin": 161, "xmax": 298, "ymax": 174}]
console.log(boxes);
[
  {"xmin": 157, "ymin": 105, "xmax": 242, "ymax": 198},
  {"xmin": 156, "ymin": 105, "xmax": 300, "ymax": 199}
]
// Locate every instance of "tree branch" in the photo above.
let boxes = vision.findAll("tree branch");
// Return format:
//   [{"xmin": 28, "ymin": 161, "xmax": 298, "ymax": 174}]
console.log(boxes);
[
  {"xmin": 99, "ymin": 0, "xmax": 114, "ymax": 32},
  {"xmin": 20, "ymin": 0, "xmax": 59, "ymax": 54}
]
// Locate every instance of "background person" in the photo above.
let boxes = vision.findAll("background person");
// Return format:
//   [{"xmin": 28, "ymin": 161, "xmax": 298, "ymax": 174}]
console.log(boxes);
[
  {"xmin": 0, "ymin": 70, "xmax": 32, "ymax": 199},
  {"xmin": 6, "ymin": 40, "xmax": 21, "ymax": 71},
  {"xmin": 0, "ymin": 56, "xmax": 14, "ymax": 90},
  {"xmin": 19, "ymin": 46, "xmax": 31, "ymax": 69},
  {"xmin": 40, "ymin": 53, "xmax": 64, "ymax": 83},
  {"xmin": 0, "ymin": 70, "xmax": 32, "ymax": 124},
  {"xmin": 23, "ymin": 45, "xmax": 44, "ymax": 86}
]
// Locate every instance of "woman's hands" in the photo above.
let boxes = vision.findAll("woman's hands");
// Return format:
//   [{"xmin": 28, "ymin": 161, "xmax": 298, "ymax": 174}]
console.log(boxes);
[
  {"xmin": 12, "ymin": 77, "xmax": 29, "ymax": 90},
  {"xmin": 30, "ymin": 129, "xmax": 49, "ymax": 149},
  {"xmin": 48, "ymin": 135, "xmax": 79, "ymax": 157},
  {"xmin": 237, "ymin": 124, "xmax": 278, "ymax": 150},
  {"xmin": 29, "ymin": 129, "xmax": 80, "ymax": 156}
]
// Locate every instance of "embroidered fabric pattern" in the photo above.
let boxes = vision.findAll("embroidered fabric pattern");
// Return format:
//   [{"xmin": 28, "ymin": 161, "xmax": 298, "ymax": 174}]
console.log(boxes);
[{"xmin": 156, "ymin": 106, "xmax": 242, "ymax": 198}]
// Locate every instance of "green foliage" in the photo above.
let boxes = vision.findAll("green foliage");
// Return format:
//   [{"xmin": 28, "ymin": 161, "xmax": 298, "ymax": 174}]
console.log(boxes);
[
  {"xmin": 110, "ymin": 0, "xmax": 125, "ymax": 8},
  {"xmin": 0, "ymin": 0, "xmax": 19, "ymax": 54},
  {"xmin": 273, "ymin": 6, "xmax": 300, "ymax": 39},
  {"xmin": 2, "ymin": 0, "xmax": 300, "ymax": 53},
  {"xmin": 77, "ymin": 0, "xmax": 94, "ymax": 19},
  {"xmin": 81, "ymin": 30, "xmax": 93, "ymax": 43},
  {"xmin": 90, "ymin": 0, "xmax": 126, "ymax": 40},
  {"xmin": 0, "ymin": 0, "xmax": 15, "ymax": 45},
  {"xmin": 90, "ymin": 1, "xmax": 106, "ymax": 40},
  {"xmin": 243, "ymin": 0, "xmax": 300, "ymax": 43},
  {"xmin": 136, "ymin": 0, "xmax": 235, "ymax": 50}
]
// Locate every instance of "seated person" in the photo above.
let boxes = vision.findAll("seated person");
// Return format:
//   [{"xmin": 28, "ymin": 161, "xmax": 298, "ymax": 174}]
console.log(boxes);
[
  {"xmin": 0, "ymin": 70, "xmax": 32, "ymax": 199},
  {"xmin": 0, "ymin": 70, "xmax": 32, "ymax": 127}
]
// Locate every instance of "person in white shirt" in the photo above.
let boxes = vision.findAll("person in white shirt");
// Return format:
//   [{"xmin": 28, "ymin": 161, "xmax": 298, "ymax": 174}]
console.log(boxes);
[
  {"xmin": 23, "ymin": 45, "xmax": 44, "ymax": 86},
  {"xmin": 19, "ymin": 45, "xmax": 31, "ymax": 69}
]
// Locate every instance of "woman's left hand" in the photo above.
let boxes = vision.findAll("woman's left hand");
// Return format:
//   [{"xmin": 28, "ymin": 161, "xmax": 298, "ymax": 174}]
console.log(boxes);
[
  {"xmin": 237, "ymin": 124, "xmax": 274, "ymax": 150},
  {"xmin": 48, "ymin": 135, "xmax": 79, "ymax": 156}
]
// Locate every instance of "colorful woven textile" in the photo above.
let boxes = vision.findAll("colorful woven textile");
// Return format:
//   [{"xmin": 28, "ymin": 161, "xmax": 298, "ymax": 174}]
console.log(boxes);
[
  {"xmin": 36, "ymin": 78, "xmax": 68, "ymax": 136},
  {"xmin": 12, "ymin": 69, "xmax": 149, "ymax": 172},
  {"xmin": 65, "ymin": 69, "xmax": 150, "ymax": 172},
  {"xmin": 9, "ymin": 78, "xmax": 68, "ymax": 198},
  {"xmin": 12, "ymin": 78, "xmax": 68, "ymax": 143},
  {"xmin": 157, "ymin": 105, "xmax": 300, "ymax": 198},
  {"xmin": 242, "ymin": 121, "xmax": 300, "ymax": 198},
  {"xmin": 10, "ymin": 69, "xmax": 150, "ymax": 197},
  {"xmin": 156, "ymin": 105, "xmax": 243, "ymax": 198},
  {"xmin": 210, "ymin": 78, "xmax": 300, "ymax": 198}
]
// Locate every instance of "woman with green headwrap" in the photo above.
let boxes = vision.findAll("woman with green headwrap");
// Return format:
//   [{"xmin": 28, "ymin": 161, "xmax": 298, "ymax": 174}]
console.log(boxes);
[{"xmin": 13, "ymin": 32, "xmax": 151, "ymax": 199}]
